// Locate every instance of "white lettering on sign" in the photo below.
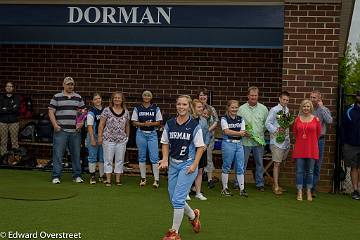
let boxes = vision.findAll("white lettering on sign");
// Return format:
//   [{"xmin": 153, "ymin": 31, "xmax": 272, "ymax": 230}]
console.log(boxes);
[
  {"xmin": 68, "ymin": 6, "xmax": 172, "ymax": 25},
  {"xmin": 84, "ymin": 7, "xmax": 101, "ymax": 23},
  {"xmin": 119, "ymin": 7, "xmax": 138, "ymax": 23}
]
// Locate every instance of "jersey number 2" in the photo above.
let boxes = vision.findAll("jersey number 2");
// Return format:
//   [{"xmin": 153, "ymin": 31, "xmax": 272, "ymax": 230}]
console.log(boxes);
[{"xmin": 179, "ymin": 146, "xmax": 187, "ymax": 156}]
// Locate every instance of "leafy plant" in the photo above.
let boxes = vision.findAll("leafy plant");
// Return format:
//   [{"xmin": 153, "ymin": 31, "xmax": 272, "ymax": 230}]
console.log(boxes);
[
  {"xmin": 340, "ymin": 43, "xmax": 360, "ymax": 104},
  {"xmin": 245, "ymin": 122, "xmax": 266, "ymax": 146},
  {"xmin": 275, "ymin": 110, "xmax": 294, "ymax": 144}
]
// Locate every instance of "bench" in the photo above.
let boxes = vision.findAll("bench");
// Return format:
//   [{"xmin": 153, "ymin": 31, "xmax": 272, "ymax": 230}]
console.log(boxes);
[
  {"xmin": 19, "ymin": 141, "xmax": 52, "ymax": 147},
  {"xmin": 15, "ymin": 142, "xmax": 274, "ymax": 183},
  {"xmin": 125, "ymin": 147, "xmax": 274, "ymax": 183}
]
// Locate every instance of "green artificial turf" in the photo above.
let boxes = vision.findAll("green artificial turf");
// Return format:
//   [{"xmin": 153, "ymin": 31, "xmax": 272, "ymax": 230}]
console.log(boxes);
[{"xmin": 0, "ymin": 169, "xmax": 359, "ymax": 240}]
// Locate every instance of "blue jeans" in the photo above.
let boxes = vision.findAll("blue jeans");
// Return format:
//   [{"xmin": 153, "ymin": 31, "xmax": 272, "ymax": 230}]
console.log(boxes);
[
  {"xmin": 221, "ymin": 141, "xmax": 245, "ymax": 175},
  {"xmin": 168, "ymin": 159, "xmax": 198, "ymax": 209},
  {"xmin": 136, "ymin": 129, "xmax": 159, "ymax": 164},
  {"xmin": 86, "ymin": 135, "xmax": 104, "ymax": 164},
  {"xmin": 312, "ymin": 137, "xmax": 325, "ymax": 192},
  {"xmin": 52, "ymin": 130, "xmax": 82, "ymax": 179},
  {"xmin": 296, "ymin": 158, "xmax": 315, "ymax": 190},
  {"xmin": 244, "ymin": 146, "xmax": 264, "ymax": 187}
]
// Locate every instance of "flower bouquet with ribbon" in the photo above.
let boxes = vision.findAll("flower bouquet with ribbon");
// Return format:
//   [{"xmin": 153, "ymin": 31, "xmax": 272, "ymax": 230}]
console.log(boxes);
[
  {"xmin": 76, "ymin": 108, "xmax": 88, "ymax": 130},
  {"xmin": 245, "ymin": 122, "xmax": 266, "ymax": 146},
  {"xmin": 275, "ymin": 110, "xmax": 294, "ymax": 143}
]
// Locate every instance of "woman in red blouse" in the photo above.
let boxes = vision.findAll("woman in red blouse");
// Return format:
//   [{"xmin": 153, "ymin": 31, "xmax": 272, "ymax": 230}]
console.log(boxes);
[{"xmin": 292, "ymin": 99, "xmax": 321, "ymax": 201}]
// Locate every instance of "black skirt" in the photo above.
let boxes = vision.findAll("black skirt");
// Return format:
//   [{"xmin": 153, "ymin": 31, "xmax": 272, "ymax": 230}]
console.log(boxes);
[{"xmin": 198, "ymin": 150, "xmax": 208, "ymax": 169}]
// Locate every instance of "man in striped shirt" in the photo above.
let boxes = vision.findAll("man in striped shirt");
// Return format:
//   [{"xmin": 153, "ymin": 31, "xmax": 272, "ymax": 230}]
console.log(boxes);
[{"xmin": 49, "ymin": 77, "xmax": 85, "ymax": 184}]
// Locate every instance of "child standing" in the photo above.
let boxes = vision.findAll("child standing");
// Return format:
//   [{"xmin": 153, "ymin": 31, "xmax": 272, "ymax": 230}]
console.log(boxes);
[{"xmin": 86, "ymin": 93, "xmax": 104, "ymax": 184}]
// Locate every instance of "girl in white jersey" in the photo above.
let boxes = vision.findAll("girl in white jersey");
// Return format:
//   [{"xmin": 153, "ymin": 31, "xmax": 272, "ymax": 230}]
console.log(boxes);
[
  {"xmin": 221, "ymin": 100, "xmax": 248, "ymax": 197},
  {"xmin": 131, "ymin": 90, "xmax": 163, "ymax": 188}
]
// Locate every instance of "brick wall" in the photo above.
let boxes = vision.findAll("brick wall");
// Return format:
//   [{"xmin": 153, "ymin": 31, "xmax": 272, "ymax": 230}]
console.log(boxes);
[
  {"xmin": 0, "ymin": 1, "xmax": 341, "ymax": 192},
  {"xmin": 282, "ymin": 2, "xmax": 340, "ymax": 192},
  {"xmin": 0, "ymin": 45, "xmax": 283, "ymax": 166},
  {"xmin": 0, "ymin": 45, "xmax": 282, "ymax": 117}
]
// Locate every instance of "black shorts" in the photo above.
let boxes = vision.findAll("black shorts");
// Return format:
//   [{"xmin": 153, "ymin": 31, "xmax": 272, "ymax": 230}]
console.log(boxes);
[
  {"xmin": 198, "ymin": 150, "xmax": 208, "ymax": 169},
  {"xmin": 343, "ymin": 144, "xmax": 360, "ymax": 168}
]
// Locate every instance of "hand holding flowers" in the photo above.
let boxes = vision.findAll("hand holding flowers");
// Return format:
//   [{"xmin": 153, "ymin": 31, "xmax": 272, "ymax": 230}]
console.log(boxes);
[
  {"xmin": 275, "ymin": 110, "xmax": 294, "ymax": 143},
  {"xmin": 76, "ymin": 108, "xmax": 88, "ymax": 130},
  {"xmin": 245, "ymin": 122, "xmax": 266, "ymax": 146}
]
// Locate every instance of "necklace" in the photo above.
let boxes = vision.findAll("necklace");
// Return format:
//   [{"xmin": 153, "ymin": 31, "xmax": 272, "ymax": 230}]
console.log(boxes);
[{"xmin": 302, "ymin": 121, "xmax": 308, "ymax": 139}]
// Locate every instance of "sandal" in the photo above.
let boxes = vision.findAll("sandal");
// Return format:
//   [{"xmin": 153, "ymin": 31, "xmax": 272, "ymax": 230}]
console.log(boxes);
[
  {"xmin": 273, "ymin": 188, "xmax": 283, "ymax": 195},
  {"xmin": 307, "ymin": 191, "xmax": 313, "ymax": 202},
  {"xmin": 273, "ymin": 184, "xmax": 287, "ymax": 193},
  {"xmin": 297, "ymin": 191, "xmax": 303, "ymax": 201}
]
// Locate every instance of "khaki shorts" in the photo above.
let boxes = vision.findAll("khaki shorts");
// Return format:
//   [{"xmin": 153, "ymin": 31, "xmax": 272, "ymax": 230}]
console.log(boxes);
[
  {"xmin": 343, "ymin": 144, "xmax": 360, "ymax": 168},
  {"xmin": 270, "ymin": 144, "xmax": 289, "ymax": 163}
]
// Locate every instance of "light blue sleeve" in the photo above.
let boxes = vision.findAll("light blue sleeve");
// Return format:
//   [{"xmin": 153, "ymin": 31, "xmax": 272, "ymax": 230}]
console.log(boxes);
[
  {"xmin": 320, "ymin": 106, "xmax": 333, "ymax": 124},
  {"xmin": 265, "ymin": 107, "xmax": 278, "ymax": 134},
  {"xmin": 201, "ymin": 118, "xmax": 211, "ymax": 145}
]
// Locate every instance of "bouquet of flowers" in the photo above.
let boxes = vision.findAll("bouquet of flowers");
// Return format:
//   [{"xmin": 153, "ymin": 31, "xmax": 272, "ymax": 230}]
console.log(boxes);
[
  {"xmin": 245, "ymin": 122, "xmax": 266, "ymax": 146},
  {"xmin": 76, "ymin": 108, "xmax": 88, "ymax": 128},
  {"xmin": 275, "ymin": 110, "xmax": 294, "ymax": 143}
]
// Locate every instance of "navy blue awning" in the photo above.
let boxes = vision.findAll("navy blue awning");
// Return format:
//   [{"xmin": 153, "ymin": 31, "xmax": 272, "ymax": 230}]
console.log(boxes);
[{"xmin": 0, "ymin": 5, "xmax": 284, "ymax": 48}]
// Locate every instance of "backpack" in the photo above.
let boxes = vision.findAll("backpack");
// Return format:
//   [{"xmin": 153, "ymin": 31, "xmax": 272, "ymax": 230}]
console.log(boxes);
[
  {"xmin": 19, "ymin": 121, "xmax": 36, "ymax": 142},
  {"xmin": 6, "ymin": 147, "xmax": 36, "ymax": 168},
  {"xmin": 19, "ymin": 95, "xmax": 33, "ymax": 119},
  {"xmin": 36, "ymin": 113, "xmax": 53, "ymax": 142}
]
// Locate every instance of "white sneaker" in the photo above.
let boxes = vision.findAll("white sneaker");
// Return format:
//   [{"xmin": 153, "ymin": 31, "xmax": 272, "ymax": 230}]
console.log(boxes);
[
  {"xmin": 139, "ymin": 178, "xmax": 146, "ymax": 187},
  {"xmin": 73, "ymin": 177, "xmax": 84, "ymax": 183},
  {"xmin": 186, "ymin": 194, "xmax": 191, "ymax": 201},
  {"xmin": 52, "ymin": 178, "xmax": 60, "ymax": 184},
  {"xmin": 152, "ymin": 180, "xmax": 159, "ymax": 189},
  {"xmin": 195, "ymin": 193, "xmax": 207, "ymax": 201}
]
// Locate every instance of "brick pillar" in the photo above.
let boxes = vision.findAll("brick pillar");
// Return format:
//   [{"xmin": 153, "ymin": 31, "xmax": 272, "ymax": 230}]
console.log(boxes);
[{"xmin": 282, "ymin": 2, "xmax": 341, "ymax": 192}]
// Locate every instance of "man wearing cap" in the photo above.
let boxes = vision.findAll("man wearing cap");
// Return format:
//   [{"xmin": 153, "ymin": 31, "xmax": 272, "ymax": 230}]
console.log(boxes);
[
  {"xmin": 310, "ymin": 90, "xmax": 333, "ymax": 196},
  {"xmin": 341, "ymin": 90, "xmax": 360, "ymax": 200},
  {"xmin": 48, "ymin": 77, "xmax": 85, "ymax": 184}
]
